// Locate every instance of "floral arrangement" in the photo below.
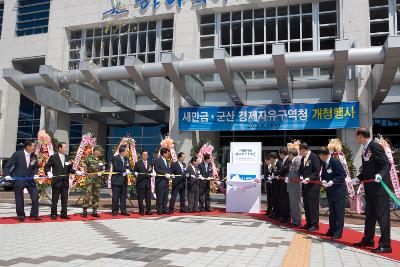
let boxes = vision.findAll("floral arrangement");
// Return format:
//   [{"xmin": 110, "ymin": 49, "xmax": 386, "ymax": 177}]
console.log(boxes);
[
  {"xmin": 71, "ymin": 132, "xmax": 96, "ymax": 191},
  {"xmin": 196, "ymin": 142, "xmax": 224, "ymax": 193},
  {"xmin": 108, "ymin": 137, "xmax": 138, "ymax": 195},
  {"xmin": 34, "ymin": 130, "xmax": 54, "ymax": 199},
  {"xmin": 287, "ymin": 139, "xmax": 301, "ymax": 152},
  {"xmin": 328, "ymin": 138, "xmax": 357, "ymax": 210},
  {"xmin": 160, "ymin": 135, "xmax": 177, "ymax": 162}
]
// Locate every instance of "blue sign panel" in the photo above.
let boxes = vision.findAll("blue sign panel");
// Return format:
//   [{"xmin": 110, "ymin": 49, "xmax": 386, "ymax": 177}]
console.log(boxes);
[{"xmin": 179, "ymin": 102, "xmax": 359, "ymax": 131}]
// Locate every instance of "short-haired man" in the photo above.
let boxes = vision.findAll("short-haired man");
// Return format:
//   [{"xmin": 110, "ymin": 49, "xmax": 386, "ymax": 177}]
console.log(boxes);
[
  {"xmin": 286, "ymin": 148, "xmax": 302, "ymax": 227},
  {"xmin": 266, "ymin": 152, "xmax": 281, "ymax": 219},
  {"xmin": 352, "ymin": 128, "xmax": 392, "ymax": 253},
  {"xmin": 199, "ymin": 154, "xmax": 213, "ymax": 212},
  {"xmin": 154, "ymin": 147, "xmax": 172, "ymax": 215},
  {"xmin": 169, "ymin": 152, "xmax": 187, "ymax": 213},
  {"xmin": 4, "ymin": 140, "xmax": 41, "ymax": 222},
  {"xmin": 277, "ymin": 147, "xmax": 291, "ymax": 223},
  {"xmin": 318, "ymin": 146, "xmax": 346, "ymax": 239},
  {"xmin": 298, "ymin": 142, "xmax": 321, "ymax": 231},
  {"xmin": 134, "ymin": 150, "xmax": 154, "ymax": 215},
  {"xmin": 111, "ymin": 145, "xmax": 132, "ymax": 216},
  {"xmin": 45, "ymin": 142, "xmax": 82, "ymax": 220},
  {"xmin": 186, "ymin": 156, "xmax": 200, "ymax": 212}
]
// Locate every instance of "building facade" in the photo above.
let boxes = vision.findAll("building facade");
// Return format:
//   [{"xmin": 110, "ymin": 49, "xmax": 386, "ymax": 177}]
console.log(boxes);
[{"xmin": 0, "ymin": 0, "xmax": 400, "ymax": 169}]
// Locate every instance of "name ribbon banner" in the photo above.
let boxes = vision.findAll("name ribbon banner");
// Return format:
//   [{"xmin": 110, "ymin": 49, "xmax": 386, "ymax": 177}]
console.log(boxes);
[{"xmin": 179, "ymin": 102, "xmax": 359, "ymax": 131}]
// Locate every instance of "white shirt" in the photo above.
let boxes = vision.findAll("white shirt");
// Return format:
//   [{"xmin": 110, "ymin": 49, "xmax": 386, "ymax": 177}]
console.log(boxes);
[
  {"xmin": 24, "ymin": 150, "xmax": 30, "ymax": 168},
  {"xmin": 363, "ymin": 139, "xmax": 372, "ymax": 153},
  {"xmin": 282, "ymin": 156, "xmax": 288, "ymax": 165},
  {"xmin": 162, "ymin": 157, "xmax": 168, "ymax": 167},
  {"xmin": 325, "ymin": 155, "xmax": 331, "ymax": 168},
  {"xmin": 59, "ymin": 153, "xmax": 65, "ymax": 167},
  {"xmin": 303, "ymin": 151, "xmax": 311, "ymax": 166},
  {"xmin": 178, "ymin": 161, "xmax": 184, "ymax": 172}
]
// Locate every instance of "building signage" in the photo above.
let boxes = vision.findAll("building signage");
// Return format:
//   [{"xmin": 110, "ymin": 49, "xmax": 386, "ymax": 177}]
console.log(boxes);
[
  {"xmin": 179, "ymin": 101, "xmax": 360, "ymax": 131},
  {"xmin": 230, "ymin": 142, "xmax": 262, "ymax": 163},
  {"xmin": 103, "ymin": 0, "xmax": 225, "ymax": 15}
]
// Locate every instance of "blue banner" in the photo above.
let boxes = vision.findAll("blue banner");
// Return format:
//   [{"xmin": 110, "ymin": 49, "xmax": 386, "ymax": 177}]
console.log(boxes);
[{"xmin": 179, "ymin": 102, "xmax": 359, "ymax": 131}]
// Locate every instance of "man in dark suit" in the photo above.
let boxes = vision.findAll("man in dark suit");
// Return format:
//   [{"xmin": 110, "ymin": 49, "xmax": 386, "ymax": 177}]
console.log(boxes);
[
  {"xmin": 186, "ymin": 156, "xmax": 200, "ymax": 212},
  {"xmin": 199, "ymin": 154, "xmax": 213, "ymax": 212},
  {"xmin": 169, "ymin": 152, "xmax": 187, "ymax": 214},
  {"xmin": 4, "ymin": 140, "xmax": 41, "ymax": 222},
  {"xmin": 154, "ymin": 147, "xmax": 171, "ymax": 215},
  {"xmin": 299, "ymin": 142, "xmax": 321, "ymax": 231},
  {"xmin": 277, "ymin": 147, "xmax": 291, "ymax": 223},
  {"xmin": 45, "ymin": 142, "xmax": 82, "ymax": 220},
  {"xmin": 111, "ymin": 145, "xmax": 132, "ymax": 216},
  {"xmin": 318, "ymin": 146, "xmax": 346, "ymax": 239},
  {"xmin": 351, "ymin": 128, "xmax": 391, "ymax": 253},
  {"xmin": 267, "ymin": 152, "xmax": 281, "ymax": 219},
  {"xmin": 133, "ymin": 150, "xmax": 153, "ymax": 215},
  {"xmin": 263, "ymin": 155, "xmax": 273, "ymax": 215}
]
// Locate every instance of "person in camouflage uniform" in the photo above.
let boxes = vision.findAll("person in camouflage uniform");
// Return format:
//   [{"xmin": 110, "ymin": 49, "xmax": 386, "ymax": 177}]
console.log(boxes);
[{"xmin": 81, "ymin": 145, "xmax": 105, "ymax": 218}]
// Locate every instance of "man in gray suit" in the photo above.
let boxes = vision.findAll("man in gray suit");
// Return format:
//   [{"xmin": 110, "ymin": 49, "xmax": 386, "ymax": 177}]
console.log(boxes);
[{"xmin": 286, "ymin": 148, "xmax": 302, "ymax": 227}]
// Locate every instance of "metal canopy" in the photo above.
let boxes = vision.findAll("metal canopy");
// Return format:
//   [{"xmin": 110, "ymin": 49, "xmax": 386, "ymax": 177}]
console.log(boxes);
[{"xmin": 3, "ymin": 37, "xmax": 400, "ymax": 124}]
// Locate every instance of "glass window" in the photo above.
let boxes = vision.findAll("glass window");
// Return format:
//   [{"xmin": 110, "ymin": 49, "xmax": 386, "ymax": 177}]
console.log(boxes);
[
  {"xmin": 16, "ymin": 95, "xmax": 41, "ymax": 150},
  {"xmin": 0, "ymin": 3, "xmax": 4, "ymax": 38},
  {"xmin": 369, "ymin": 0, "xmax": 390, "ymax": 46},
  {"xmin": 16, "ymin": 0, "xmax": 50, "ymax": 37}
]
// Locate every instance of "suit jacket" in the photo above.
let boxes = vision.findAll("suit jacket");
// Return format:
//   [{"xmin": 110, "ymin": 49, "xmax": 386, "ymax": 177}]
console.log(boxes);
[
  {"xmin": 154, "ymin": 156, "xmax": 171, "ymax": 188},
  {"xmin": 4, "ymin": 150, "xmax": 38, "ymax": 178},
  {"xmin": 111, "ymin": 154, "xmax": 131, "ymax": 186},
  {"xmin": 199, "ymin": 162, "xmax": 213, "ymax": 187},
  {"xmin": 45, "ymin": 154, "xmax": 76, "ymax": 187},
  {"xmin": 357, "ymin": 140, "xmax": 391, "ymax": 197},
  {"xmin": 133, "ymin": 159, "xmax": 152, "ymax": 189},
  {"xmin": 321, "ymin": 157, "xmax": 346, "ymax": 200},
  {"xmin": 299, "ymin": 152, "xmax": 321, "ymax": 192},
  {"xmin": 170, "ymin": 161, "xmax": 186, "ymax": 188},
  {"xmin": 287, "ymin": 157, "xmax": 301, "ymax": 181},
  {"xmin": 186, "ymin": 164, "xmax": 199, "ymax": 185},
  {"xmin": 279, "ymin": 157, "xmax": 291, "ymax": 178}
]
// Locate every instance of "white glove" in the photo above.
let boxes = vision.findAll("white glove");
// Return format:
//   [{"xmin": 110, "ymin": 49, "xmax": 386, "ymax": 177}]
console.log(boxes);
[
  {"xmin": 321, "ymin": 180, "xmax": 327, "ymax": 187},
  {"xmin": 302, "ymin": 178, "xmax": 310, "ymax": 184},
  {"xmin": 284, "ymin": 177, "xmax": 288, "ymax": 183},
  {"xmin": 151, "ymin": 172, "xmax": 156, "ymax": 178},
  {"xmin": 123, "ymin": 172, "xmax": 127, "ymax": 176},
  {"xmin": 326, "ymin": 180, "xmax": 334, "ymax": 187},
  {"xmin": 199, "ymin": 175, "xmax": 204, "ymax": 180},
  {"xmin": 186, "ymin": 173, "xmax": 190, "ymax": 178},
  {"xmin": 47, "ymin": 172, "xmax": 53, "ymax": 178},
  {"xmin": 34, "ymin": 175, "xmax": 39, "ymax": 179},
  {"xmin": 5, "ymin": 176, "xmax": 12, "ymax": 181},
  {"xmin": 350, "ymin": 177, "xmax": 360, "ymax": 186},
  {"xmin": 134, "ymin": 172, "xmax": 139, "ymax": 177},
  {"xmin": 75, "ymin": 170, "xmax": 84, "ymax": 176},
  {"xmin": 126, "ymin": 169, "xmax": 131, "ymax": 175},
  {"xmin": 191, "ymin": 175, "xmax": 196, "ymax": 178},
  {"xmin": 165, "ymin": 173, "xmax": 171, "ymax": 179},
  {"xmin": 171, "ymin": 174, "xmax": 175, "ymax": 179},
  {"xmin": 375, "ymin": 174, "xmax": 382, "ymax": 183},
  {"xmin": 97, "ymin": 172, "xmax": 102, "ymax": 177}
]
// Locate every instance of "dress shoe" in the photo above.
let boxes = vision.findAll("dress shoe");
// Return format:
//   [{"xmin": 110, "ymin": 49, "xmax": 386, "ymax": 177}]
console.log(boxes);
[
  {"xmin": 167, "ymin": 211, "xmax": 174, "ymax": 215},
  {"xmin": 179, "ymin": 210, "xmax": 187, "ymax": 213},
  {"xmin": 92, "ymin": 209, "xmax": 100, "ymax": 217},
  {"xmin": 60, "ymin": 215, "xmax": 71, "ymax": 219},
  {"xmin": 322, "ymin": 232, "xmax": 333, "ymax": 237},
  {"xmin": 354, "ymin": 240, "xmax": 375, "ymax": 247},
  {"xmin": 288, "ymin": 223, "xmax": 300, "ymax": 227},
  {"xmin": 332, "ymin": 235, "xmax": 342, "ymax": 240},
  {"xmin": 300, "ymin": 224, "xmax": 311, "ymax": 229},
  {"xmin": 157, "ymin": 212, "xmax": 162, "ymax": 215},
  {"xmin": 18, "ymin": 217, "xmax": 25, "ymax": 222},
  {"xmin": 112, "ymin": 212, "xmax": 118, "ymax": 216},
  {"xmin": 371, "ymin": 247, "xmax": 392, "ymax": 253},
  {"xmin": 279, "ymin": 217, "xmax": 290, "ymax": 223},
  {"xmin": 145, "ymin": 211, "xmax": 153, "ymax": 215},
  {"xmin": 307, "ymin": 226, "xmax": 319, "ymax": 231},
  {"xmin": 121, "ymin": 212, "xmax": 130, "ymax": 216},
  {"xmin": 50, "ymin": 214, "xmax": 57, "ymax": 220},
  {"xmin": 82, "ymin": 209, "xmax": 88, "ymax": 218},
  {"xmin": 139, "ymin": 211, "xmax": 145, "ymax": 216},
  {"xmin": 162, "ymin": 211, "xmax": 169, "ymax": 214},
  {"xmin": 205, "ymin": 209, "xmax": 212, "ymax": 212},
  {"xmin": 30, "ymin": 216, "xmax": 42, "ymax": 221}
]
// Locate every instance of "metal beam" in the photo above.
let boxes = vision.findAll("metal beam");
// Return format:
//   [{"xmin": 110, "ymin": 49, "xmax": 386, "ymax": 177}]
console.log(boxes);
[
  {"xmin": 332, "ymin": 39, "xmax": 349, "ymax": 102},
  {"xmin": 124, "ymin": 56, "xmax": 170, "ymax": 110},
  {"xmin": 79, "ymin": 61, "xmax": 136, "ymax": 111},
  {"xmin": 161, "ymin": 52, "xmax": 204, "ymax": 106},
  {"xmin": 272, "ymin": 43, "xmax": 291, "ymax": 103},
  {"xmin": 371, "ymin": 36, "xmax": 400, "ymax": 111},
  {"xmin": 213, "ymin": 48, "xmax": 246, "ymax": 105}
]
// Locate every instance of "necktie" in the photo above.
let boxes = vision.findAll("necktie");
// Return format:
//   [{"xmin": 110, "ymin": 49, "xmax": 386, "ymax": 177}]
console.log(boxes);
[
  {"xmin": 60, "ymin": 154, "xmax": 64, "ymax": 168},
  {"xmin": 144, "ymin": 161, "xmax": 147, "ymax": 169},
  {"xmin": 26, "ymin": 154, "xmax": 30, "ymax": 168}
]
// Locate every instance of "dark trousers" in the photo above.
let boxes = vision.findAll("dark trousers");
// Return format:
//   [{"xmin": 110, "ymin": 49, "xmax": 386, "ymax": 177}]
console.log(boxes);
[
  {"xmin": 266, "ymin": 181, "xmax": 273, "ymax": 214},
  {"xmin": 327, "ymin": 198, "xmax": 345, "ymax": 237},
  {"xmin": 51, "ymin": 183, "xmax": 69, "ymax": 216},
  {"xmin": 169, "ymin": 182, "xmax": 186, "ymax": 212},
  {"xmin": 188, "ymin": 183, "xmax": 199, "ymax": 212},
  {"xmin": 363, "ymin": 194, "xmax": 391, "ymax": 247},
  {"xmin": 199, "ymin": 182, "xmax": 211, "ymax": 211},
  {"xmin": 14, "ymin": 180, "xmax": 39, "ymax": 218},
  {"xmin": 137, "ymin": 185, "xmax": 152, "ymax": 213},
  {"xmin": 156, "ymin": 185, "xmax": 169, "ymax": 213},
  {"xmin": 112, "ymin": 184, "xmax": 127, "ymax": 213},
  {"xmin": 277, "ymin": 180, "xmax": 290, "ymax": 219},
  {"xmin": 271, "ymin": 179, "xmax": 280, "ymax": 216},
  {"xmin": 303, "ymin": 190, "xmax": 319, "ymax": 227}
]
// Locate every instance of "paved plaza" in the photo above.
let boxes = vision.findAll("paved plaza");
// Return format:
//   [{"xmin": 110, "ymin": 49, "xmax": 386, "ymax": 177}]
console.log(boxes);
[{"xmin": 0, "ymin": 203, "xmax": 399, "ymax": 267}]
